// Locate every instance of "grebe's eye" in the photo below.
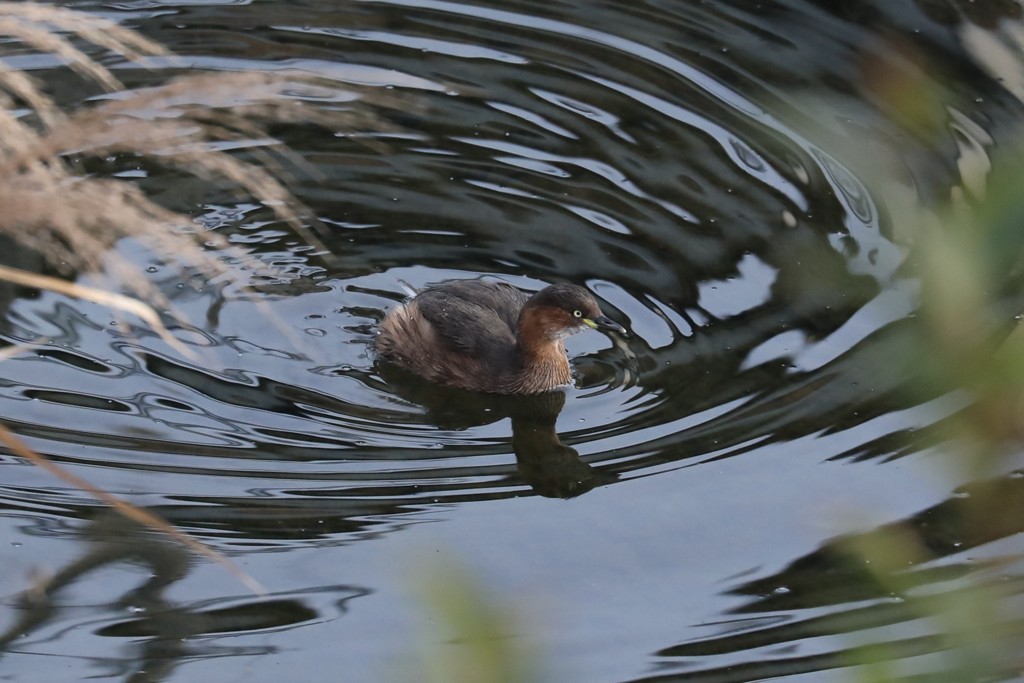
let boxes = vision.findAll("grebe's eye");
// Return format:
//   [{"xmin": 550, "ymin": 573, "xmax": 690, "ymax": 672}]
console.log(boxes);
[{"xmin": 573, "ymin": 309, "xmax": 583, "ymax": 318}]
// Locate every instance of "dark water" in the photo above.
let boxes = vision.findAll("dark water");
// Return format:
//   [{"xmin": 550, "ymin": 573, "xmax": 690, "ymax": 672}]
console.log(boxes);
[{"xmin": 1, "ymin": 1, "xmax": 1023, "ymax": 681}]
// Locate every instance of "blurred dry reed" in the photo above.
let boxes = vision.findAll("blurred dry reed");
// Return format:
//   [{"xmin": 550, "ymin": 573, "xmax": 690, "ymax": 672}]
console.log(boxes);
[
  {"xmin": 0, "ymin": 2, "xmax": 396, "ymax": 594},
  {"xmin": 0, "ymin": 2, "xmax": 389, "ymax": 307}
]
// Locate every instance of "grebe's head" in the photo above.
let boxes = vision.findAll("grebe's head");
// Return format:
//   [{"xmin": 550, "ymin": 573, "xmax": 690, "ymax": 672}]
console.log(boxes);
[{"xmin": 520, "ymin": 283, "xmax": 626, "ymax": 341}]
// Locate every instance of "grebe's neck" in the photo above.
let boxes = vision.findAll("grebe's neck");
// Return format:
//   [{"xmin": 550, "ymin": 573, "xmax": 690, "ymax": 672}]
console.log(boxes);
[{"xmin": 510, "ymin": 307, "xmax": 572, "ymax": 393}]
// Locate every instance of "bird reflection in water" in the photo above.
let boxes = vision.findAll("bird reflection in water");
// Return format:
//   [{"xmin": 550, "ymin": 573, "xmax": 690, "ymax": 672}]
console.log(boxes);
[{"xmin": 377, "ymin": 363, "xmax": 618, "ymax": 498}]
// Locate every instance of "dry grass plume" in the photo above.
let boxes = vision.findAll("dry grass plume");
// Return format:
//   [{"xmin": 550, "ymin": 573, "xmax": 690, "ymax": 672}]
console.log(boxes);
[
  {"xmin": 0, "ymin": 2, "xmax": 393, "ymax": 305},
  {"xmin": 0, "ymin": 2, "xmax": 403, "ymax": 594}
]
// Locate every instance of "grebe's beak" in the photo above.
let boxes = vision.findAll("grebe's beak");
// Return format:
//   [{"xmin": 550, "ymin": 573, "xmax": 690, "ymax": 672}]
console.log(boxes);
[{"xmin": 584, "ymin": 315, "xmax": 627, "ymax": 335}]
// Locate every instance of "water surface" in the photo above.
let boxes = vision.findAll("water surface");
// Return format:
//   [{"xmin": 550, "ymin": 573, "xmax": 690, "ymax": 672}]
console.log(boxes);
[{"xmin": 1, "ymin": 1, "xmax": 1023, "ymax": 681}]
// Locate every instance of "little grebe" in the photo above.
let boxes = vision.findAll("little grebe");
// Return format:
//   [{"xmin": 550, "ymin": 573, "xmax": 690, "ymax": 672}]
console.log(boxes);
[{"xmin": 374, "ymin": 280, "xmax": 625, "ymax": 394}]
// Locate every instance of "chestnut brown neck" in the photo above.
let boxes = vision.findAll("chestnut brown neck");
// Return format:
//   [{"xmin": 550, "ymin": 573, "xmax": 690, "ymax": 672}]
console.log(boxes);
[{"xmin": 510, "ymin": 306, "xmax": 572, "ymax": 393}]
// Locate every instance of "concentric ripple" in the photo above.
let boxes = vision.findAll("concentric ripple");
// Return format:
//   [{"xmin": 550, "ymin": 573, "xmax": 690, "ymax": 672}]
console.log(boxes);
[
  {"xmin": 1, "ymin": 0, "xmax": 987, "ymax": 511},
  {"xmin": 3, "ymin": 1, "xmax": 1023, "ymax": 680}
]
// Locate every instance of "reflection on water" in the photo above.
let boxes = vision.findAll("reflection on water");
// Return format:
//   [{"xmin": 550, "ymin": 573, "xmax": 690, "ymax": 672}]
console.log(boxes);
[
  {"xmin": 646, "ymin": 470, "xmax": 1024, "ymax": 682},
  {"xmin": 381, "ymin": 372, "xmax": 618, "ymax": 497},
  {"xmin": 1, "ymin": 512, "xmax": 357, "ymax": 682},
  {"xmin": 1, "ymin": 0, "xmax": 1022, "ymax": 681}
]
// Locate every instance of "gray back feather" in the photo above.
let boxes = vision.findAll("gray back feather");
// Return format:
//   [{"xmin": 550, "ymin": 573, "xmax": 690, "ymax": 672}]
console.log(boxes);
[{"xmin": 414, "ymin": 280, "xmax": 529, "ymax": 358}]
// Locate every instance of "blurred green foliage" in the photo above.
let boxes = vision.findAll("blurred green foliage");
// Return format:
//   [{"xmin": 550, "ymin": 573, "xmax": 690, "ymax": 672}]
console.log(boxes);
[
  {"xmin": 400, "ymin": 559, "xmax": 542, "ymax": 683},
  {"xmin": 840, "ymin": 34, "xmax": 1024, "ymax": 682}
]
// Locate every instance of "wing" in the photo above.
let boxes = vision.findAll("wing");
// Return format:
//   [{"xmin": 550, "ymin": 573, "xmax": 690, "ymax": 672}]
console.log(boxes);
[{"xmin": 414, "ymin": 280, "xmax": 528, "ymax": 358}]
